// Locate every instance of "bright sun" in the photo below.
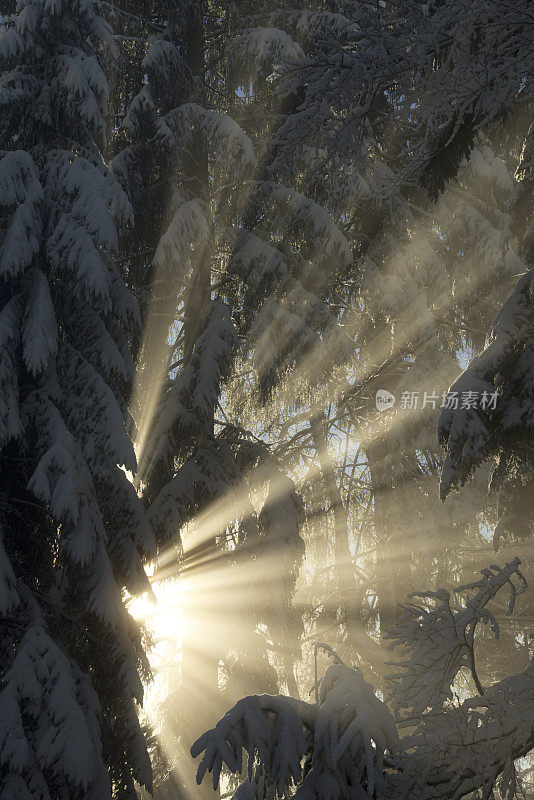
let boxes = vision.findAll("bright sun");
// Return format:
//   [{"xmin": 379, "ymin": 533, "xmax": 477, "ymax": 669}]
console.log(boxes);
[{"xmin": 126, "ymin": 569, "xmax": 187, "ymax": 716}]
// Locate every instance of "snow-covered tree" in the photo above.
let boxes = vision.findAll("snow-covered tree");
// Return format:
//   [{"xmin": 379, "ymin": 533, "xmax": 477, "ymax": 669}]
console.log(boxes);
[
  {"xmin": 0, "ymin": 0, "xmax": 154, "ymax": 796},
  {"xmin": 271, "ymin": 0, "xmax": 534, "ymax": 640},
  {"xmin": 105, "ymin": 3, "xmax": 362, "ymax": 795},
  {"xmin": 439, "ymin": 122, "xmax": 534, "ymax": 544}
]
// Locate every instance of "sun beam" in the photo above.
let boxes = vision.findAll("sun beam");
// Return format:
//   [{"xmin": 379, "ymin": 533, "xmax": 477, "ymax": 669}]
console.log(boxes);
[{"xmin": 127, "ymin": 570, "xmax": 187, "ymax": 717}]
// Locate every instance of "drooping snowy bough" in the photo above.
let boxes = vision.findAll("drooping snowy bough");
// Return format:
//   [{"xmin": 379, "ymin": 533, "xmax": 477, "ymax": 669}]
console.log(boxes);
[{"xmin": 191, "ymin": 663, "xmax": 398, "ymax": 800}]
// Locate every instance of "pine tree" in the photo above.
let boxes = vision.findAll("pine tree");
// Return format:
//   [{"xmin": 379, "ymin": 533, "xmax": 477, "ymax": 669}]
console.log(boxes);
[
  {"xmin": 0, "ymin": 0, "xmax": 154, "ymax": 796},
  {"xmin": 437, "ymin": 107, "xmax": 534, "ymax": 534},
  {"xmin": 108, "ymin": 6, "xmax": 358, "ymax": 794}
]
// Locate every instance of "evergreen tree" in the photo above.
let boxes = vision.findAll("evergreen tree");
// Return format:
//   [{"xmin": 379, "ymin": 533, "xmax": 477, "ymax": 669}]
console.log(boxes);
[
  {"xmin": 439, "ymin": 125, "xmax": 534, "ymax": 545},
  {"xmin": 107, "ymin": 5, "xmax": 358, "ymax": 795},
  {"xmin": 0, "ymin": 0, "xmax": 153, "ymax": 795}
]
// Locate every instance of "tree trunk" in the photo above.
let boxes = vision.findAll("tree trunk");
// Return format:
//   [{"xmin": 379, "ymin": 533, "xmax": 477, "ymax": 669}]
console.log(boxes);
[
  {"xmin": 310, "ymin": 411, "xmax": 364, "ymax": 655},
  {"xmin": 363, "ymin": 324, "xmax": 408, "ymax": 638}
]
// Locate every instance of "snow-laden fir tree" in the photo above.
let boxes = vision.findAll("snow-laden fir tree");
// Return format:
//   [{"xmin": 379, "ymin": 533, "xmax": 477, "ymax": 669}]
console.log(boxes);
[
  {"xmin": 439, "ymin": 122, "xmax": 534, "ymax": 544},
  {"xmin": 350, "ymin": 139, "xmax": 525, "ymax": 630},
  {"xmin": 106, "ymin": 2, "xmax": 360, "ymax": 795},
  {"xmin": 108, "ymin": 5, "xmax": 358, "ymax": 787},
  {"xmin": 0, "ymin": 0, "xmax": 154, "ymax": 796}
]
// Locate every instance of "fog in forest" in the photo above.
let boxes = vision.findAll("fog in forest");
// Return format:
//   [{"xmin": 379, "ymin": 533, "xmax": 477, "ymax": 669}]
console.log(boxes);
[{"xmin": 0, "ymin": 2, "xmax": 533, "ymax": 800}]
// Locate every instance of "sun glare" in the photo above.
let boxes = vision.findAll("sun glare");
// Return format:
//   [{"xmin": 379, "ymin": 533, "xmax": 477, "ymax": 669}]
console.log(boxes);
[{"xmin": 127, "ymin": 570, "xmax": 187, "ymax": 716}]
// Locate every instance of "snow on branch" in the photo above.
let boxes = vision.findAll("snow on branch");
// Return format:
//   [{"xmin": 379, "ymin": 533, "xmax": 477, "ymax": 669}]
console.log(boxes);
[
  {"xmin": 192, "ymin": 663, "xmax": 398, "ymax": 800},
  {"xmin": 386, "ymin": 558, "xmax": 526, "ymax": 717},
  {"xmin": 439, "ymin": 267, "xmax": 534, "ymax": 540},
  {"xmin": 226, "ymin": 28, "xmax": 304, "ymax": 86},
  {"xmin": 0, "ymin": 621, "xmax": 111, "ymax": 797},
  {"xmin": 227, "ymin": 228, "xmax": 350, "ymax": 361},
  {"xmin": 46, "ymin": 153, "xmax": 133, "ymax": 313},
  {"xmin": 147, "ymin": 441, "xmax": 242, "ymax": 541},
  {"xmin": 246, "ymin": 182, "xmax": 353, "ymax": 276},
  {"xmin": 0, "ymin": 150, "xmax": 43, "ymax": 280},
  {"xmin": 153, "ymin": 198, "xmax": 211, "ymax": 274},
  {"xmin": 157, "ymin": 103, "xmax": 255, "ymax": 183},
  {"xmin": 192, "ymin": 694, "xmax": 310, "ymax": 793},
  {"xmin": 191, "ymin": 299, "xmax": 238, "ymax": 422},
  {"xmin": 141, "ymin": 36, "xmax": 186, "ymax": 97},
  {"xmin": 387, "ymin": 659, "xmax": 534, "ymax": 800},
  {"xmin": 21, "ymin": 269, "xmax": 57, "ymax": 377}
]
